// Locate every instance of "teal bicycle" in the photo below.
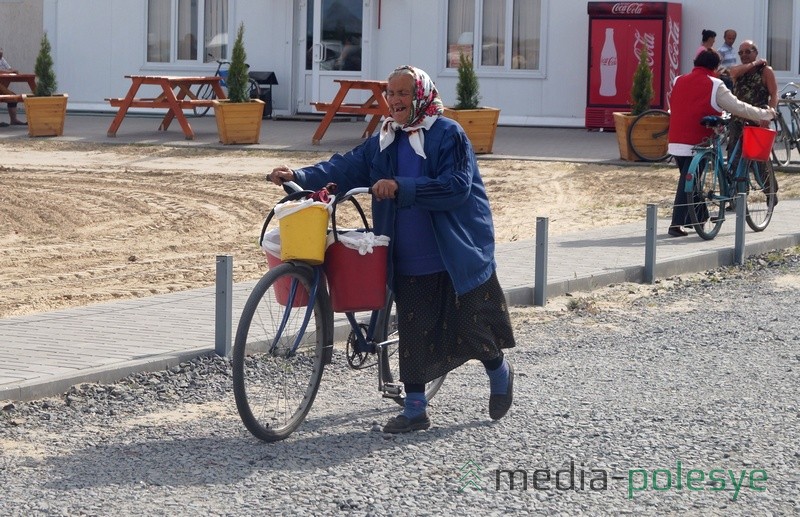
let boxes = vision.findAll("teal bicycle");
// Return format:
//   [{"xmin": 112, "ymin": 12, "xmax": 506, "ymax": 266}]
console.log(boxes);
[{"xmin": 685, "ymin": 115, "xmax": 777, "ymax": 240}]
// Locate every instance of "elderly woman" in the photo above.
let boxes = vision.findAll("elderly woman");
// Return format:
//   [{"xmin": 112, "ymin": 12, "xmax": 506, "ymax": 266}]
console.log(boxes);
[
  {"xmin": 268, "ymin": 65, "xmax": 515, "ymax": 433},
  {"xmin": 667, "ymin": 49, "xmax": 775, "ymax": 237}
]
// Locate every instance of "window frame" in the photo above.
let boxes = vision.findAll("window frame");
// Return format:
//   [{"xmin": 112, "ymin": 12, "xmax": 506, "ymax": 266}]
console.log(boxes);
[
  {"xmin": 765, "ymin": 0, "xmax": 800, "ymax": 76},
  {"xmin": 145, "ymin": 0, "xmax": 230, "ymax": 66},
  {"xmin": 441, "ymin": 0, "xmax": 548, "ymax": 79}
]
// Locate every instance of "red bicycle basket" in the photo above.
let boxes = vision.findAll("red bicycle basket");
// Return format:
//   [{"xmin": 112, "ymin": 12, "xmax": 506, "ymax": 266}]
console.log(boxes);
[{"xmin": 742, "ymin": 126, "xmax": 776, "ymax": 161}]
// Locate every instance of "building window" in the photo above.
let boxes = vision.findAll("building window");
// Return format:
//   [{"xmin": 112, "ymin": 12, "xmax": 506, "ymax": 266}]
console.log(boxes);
[
  {"xmin": 147, "ymin": 0, "xmax": 228, "ymax": 63},
  {"xmin": 446, "ymin": 0, "xmax": 542, "ymax": 71}
]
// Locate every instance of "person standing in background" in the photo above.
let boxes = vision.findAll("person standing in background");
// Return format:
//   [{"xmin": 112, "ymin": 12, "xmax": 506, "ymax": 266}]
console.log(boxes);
[
  {"xmin": 0, "ymin": 47, "xmax": 27, "ymax": 127},
  {"xmin": 717, "ymin": 29, "xmax": 738, "ymax": 88},
  {"xmin": 667, "ymin": 50, "xmax": 774, "ymax": 237},
  {"xmin": 696, "ymin": 29, "xmax": 716, "ymax": 57},
  {"xmin": 718, "ymin": 29, "xmax": 738, "ymax": 69}
]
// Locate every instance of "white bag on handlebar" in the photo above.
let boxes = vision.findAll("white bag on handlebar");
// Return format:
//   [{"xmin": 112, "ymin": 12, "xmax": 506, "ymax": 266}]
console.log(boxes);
[
  {"xmin": 328, "ymin": 230, "xmax": 390, "ymax": 255},
  {"xmin": 273, "ymin": 198, "xmax": 333, "ymax": 219}
]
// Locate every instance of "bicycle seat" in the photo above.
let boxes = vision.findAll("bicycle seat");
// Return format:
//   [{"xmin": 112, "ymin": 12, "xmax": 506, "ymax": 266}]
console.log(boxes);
[
  {"xmin": 781, "ymin": 91, "xmax": 797, "ymax": 100},
  {"xmin": 699, "ymin": 115, "xmax": 728, "ymax": 128}
]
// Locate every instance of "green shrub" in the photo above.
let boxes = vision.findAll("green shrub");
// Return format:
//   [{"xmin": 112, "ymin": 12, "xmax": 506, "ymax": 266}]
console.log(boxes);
[
  {"xmin": 630, "ymin": 49, "xmax": 653, "ymax": 116},
  {"xmin": 454, "ymin": 53, "xmax": 480, "ymax": 110},
  {"xmin": 226, "ymin": 23, "xmax": 250, "ymax": 103},
  {"xmin": 34, "ymin": 33, "xmax": 57, "ymax": 96}
]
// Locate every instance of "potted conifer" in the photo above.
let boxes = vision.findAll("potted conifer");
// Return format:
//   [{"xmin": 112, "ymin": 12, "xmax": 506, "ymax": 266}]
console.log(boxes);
[
  {"xmin": 23, "ymin": 32, "xmax": 68, "ymax": 137},
  {"xmin": 612, "ymin": 48, "xmax": 657, "ymax": 161},
  {"xmin": 213, "ymin": 22, "xmax": 264, "ymax": 144},
  {"xmin": 442, "ymin": 53, "xmax": 500, "ymax": 154}
]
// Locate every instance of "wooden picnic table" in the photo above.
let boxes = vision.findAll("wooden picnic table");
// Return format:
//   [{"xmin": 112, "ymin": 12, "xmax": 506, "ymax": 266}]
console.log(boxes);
[
  {"xmin": 0, "ymin": 72, "xmax": 37, "ymax": 93},
  {"xmin": 311, "ymin": 79, "xmax": 390, "ymax": 144},
  {"xmin": 106, "ymin": 75, "xmax": 226, "ymax": 140}
]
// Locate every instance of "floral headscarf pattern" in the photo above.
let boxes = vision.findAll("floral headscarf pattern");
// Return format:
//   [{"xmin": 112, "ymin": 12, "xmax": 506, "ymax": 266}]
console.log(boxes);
[{"xmin": 379, "ymin": 65, "xmax": 444, "ymax": 158}]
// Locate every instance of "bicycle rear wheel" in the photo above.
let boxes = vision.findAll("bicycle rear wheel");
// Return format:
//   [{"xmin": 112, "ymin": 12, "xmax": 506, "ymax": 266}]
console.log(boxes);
[
  {"xmin": 377, "ymin": 294, "xmax": 446, "ymax": 407},
  {"xmin": 628, "ymin": 109, "xmax": 671, "ymax": 162},
  {"xmin": 232, "ymin": 262, "xmax": 332, "ymax": 442},
  {"xmin": 744, "ymin": 160, "xmax": 776, "ymax": 232},
  {"xmin": 771, "ymin": 116, "xmax": 792, "ymax": 167},
  {"xmin": 688, "ymin": 150, "xmax": 727, "ymax": 240},
  {"xmin": 193, "ymin": 82, "xmax": 215, "ymax": 117}
]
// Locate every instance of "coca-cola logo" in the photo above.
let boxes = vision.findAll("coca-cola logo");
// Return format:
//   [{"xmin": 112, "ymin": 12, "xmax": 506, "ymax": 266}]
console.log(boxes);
[
  {"xmin": 601, "ymin": 57, "xmax": 618, "ymax": 66},
  {"xmin": 634, "ymin": 30, "xmax": 655, "ymax": 67},
  {"xmin": 611, "ymin": 3, "xmax": 644, "ymax": 15},
  {"xmin": 666, "ymin": 16, "xmax": 681, "ymax": 107}
]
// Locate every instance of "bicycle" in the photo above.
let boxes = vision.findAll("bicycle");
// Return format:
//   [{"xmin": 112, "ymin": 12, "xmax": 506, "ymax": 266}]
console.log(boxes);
[
  {"xmin": 771, "ymin": 82, "xmax": 800, "ymax": 167},
  {"xmin": 685, "ymin": 115, "xmax": 776, "ymax": 240},
  {"xmin": 627, "ymin": 108, "xmax": 672, "ymax": 162},
  {"xmin": 193, "ymin": 56, "xmax": 261, "ymax": 117},
  {"xmin": 232, "ymin": 181, "xmax": 446, "ymax": 442}
]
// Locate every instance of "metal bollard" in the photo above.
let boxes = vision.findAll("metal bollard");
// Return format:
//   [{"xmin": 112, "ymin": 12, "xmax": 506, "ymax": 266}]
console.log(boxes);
[
  {"xmin": 734, "ymin": 192, "xmax": 746, "ymax": 265},
  {"xmin": 215, "ymin": 255, "xmax": 233, "ymax": 357},
  {"xmin": 534, "ymin": 217, "xmax": 549, "ymax": 307},
  {"xmin": 644, "ymin": 203, "xmax": 658, "ymax": 284}
]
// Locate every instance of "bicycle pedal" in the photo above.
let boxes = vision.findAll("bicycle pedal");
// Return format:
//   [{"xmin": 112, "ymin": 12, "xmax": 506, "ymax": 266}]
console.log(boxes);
[{"xmin": 382, "ymin": 383, "xmax": 403, "ymax": 398}]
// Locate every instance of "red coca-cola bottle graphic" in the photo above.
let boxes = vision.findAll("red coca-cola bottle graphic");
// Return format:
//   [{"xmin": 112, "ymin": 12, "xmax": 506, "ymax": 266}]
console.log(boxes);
[{"xmin": 599, "ymin": 28, "xmax": 618, "ymax": 97}]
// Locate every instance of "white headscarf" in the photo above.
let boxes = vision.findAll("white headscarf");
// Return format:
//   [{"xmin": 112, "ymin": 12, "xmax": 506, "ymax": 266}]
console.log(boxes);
[{"xmin": 379, "ymin": 65, "xmax": 444, "ymax": 159}]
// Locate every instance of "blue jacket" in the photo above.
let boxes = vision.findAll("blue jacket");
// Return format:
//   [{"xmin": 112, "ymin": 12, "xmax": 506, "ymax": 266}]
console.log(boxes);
[{"xmin": 292, "ymin": 116, "xmax": 496, "ymax": 296}]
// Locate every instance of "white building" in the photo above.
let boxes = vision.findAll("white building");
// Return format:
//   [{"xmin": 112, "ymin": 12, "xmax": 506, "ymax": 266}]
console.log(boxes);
[{"xmin": 2, "ymin": 0, "xmax": 799, "ymax": 127}]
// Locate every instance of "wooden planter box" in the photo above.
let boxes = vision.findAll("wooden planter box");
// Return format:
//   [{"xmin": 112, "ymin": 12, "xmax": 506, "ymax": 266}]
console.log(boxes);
[
  {"xmin": 213, "ymin": 99, "xmax": 265, "ymax": 144},
  {"xmin": 613, "ymin": 111, "xmax": 669, "ymax": 162},
  {"xmin": 23, "ymin": 94, "xmax": 68, "ymax": 137},
  {"xmin": 442, "ymin": 107, "xmax": 500, "ymax": 154}
]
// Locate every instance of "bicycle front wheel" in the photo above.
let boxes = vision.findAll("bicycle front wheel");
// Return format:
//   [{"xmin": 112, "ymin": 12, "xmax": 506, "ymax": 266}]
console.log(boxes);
[
  {"xmin": 193, "ymin": 82, "xmax": 215, "ymax": 117},
  {"xmin": 377, "ymin": 294, "xmax": 446, "ymax": 407},
  {"xmin": 233, "ymin": 262, "xmax": 332, "ymax": 442},
  {"xmin": 628, "ymin": 109, "xmax": 671, "ymax": 162},
  {"xmin": 744, "ymin": 160, "xmax": 776, "ymax": 232},
  {"xmin": 687, "ymin": 150, "xmax": 726, "ymax": 240},
  {"xmin": 771, "ymin": 117, "xmax": 792, "ymax": 167}
]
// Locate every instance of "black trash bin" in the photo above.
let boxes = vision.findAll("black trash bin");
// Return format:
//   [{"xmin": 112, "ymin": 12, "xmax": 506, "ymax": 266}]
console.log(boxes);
[{"xmin": 248, "ymin": 71, "xmax": 278, "ymax": 119}]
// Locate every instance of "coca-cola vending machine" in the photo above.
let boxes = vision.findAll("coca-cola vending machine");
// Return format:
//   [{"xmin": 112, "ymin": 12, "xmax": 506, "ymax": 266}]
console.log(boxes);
[{"xmin": 586, "ymin": 2, "xmax": 681, "ymax": 130}]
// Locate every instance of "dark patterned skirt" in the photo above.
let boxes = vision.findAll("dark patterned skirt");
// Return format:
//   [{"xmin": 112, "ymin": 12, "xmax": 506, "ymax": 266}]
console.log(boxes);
[{"xmin": 394, "ymin": 271, "xmax": 516, "ymax": 385}]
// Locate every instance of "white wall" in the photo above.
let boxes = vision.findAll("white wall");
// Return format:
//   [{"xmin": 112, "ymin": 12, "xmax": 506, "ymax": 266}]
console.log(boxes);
[{"xmin": 34, "ymin": 0, "xmax": 795, "ymax": 125}]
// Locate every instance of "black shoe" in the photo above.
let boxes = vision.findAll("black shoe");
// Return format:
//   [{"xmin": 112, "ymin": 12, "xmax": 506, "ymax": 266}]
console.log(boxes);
[
  {"xmin": 489, "ymin": 363, "xmax": 514, "ymax": 420},
  {"xmin": 668, "ymin": 226, "xmax": 688, "ymax": 237},
  {"xmin": 382, "ymin": 413, "xmax": 430, "ymax": 434}
]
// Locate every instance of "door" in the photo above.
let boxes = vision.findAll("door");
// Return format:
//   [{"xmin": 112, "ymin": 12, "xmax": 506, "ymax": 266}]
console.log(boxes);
[{"xmin": 296, "ymin": 0, "xmax": 368, "ymax": 114}]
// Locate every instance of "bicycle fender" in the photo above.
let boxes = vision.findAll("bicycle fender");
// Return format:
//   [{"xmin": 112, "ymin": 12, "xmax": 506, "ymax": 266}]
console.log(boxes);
[{"xmin": 684, "ymin": 150, "xmax": 710, "ymax": 193}]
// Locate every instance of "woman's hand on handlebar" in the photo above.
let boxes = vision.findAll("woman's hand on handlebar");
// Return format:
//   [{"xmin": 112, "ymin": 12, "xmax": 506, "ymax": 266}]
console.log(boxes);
[
  {"xmin": 371, "ymin": 179, "xmax": 398, "ymax": 201},
  {"xmin": 267, "ymin": 166, "xmax": 295, "ymax": 185}
]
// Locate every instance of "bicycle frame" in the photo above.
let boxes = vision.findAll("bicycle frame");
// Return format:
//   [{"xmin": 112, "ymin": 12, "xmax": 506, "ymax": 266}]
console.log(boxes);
[
  {"xmin": 267, "ymin": 183, "xmax": 403, "ymax": 397},
  {"xmin": 685, "ymin": 120, "xmax": 751, "ymax": 205}
]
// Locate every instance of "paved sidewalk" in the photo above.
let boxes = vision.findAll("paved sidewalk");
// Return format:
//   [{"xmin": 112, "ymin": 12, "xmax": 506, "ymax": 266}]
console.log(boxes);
[{"xmin": 2, "ymin": 112, "xmax": 799, "ymax": 402}]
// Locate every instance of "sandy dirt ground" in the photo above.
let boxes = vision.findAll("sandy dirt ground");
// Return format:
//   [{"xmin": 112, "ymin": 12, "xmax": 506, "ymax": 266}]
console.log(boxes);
[{"xmin": 2, "ymin": 140, "xmax": 798, "ymax": 318}]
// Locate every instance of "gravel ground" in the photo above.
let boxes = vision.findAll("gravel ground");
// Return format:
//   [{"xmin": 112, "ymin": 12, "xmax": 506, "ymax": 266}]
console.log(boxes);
[{"xmin": 2, "ymin": 250, "xmax": 799, "ymax": 516}]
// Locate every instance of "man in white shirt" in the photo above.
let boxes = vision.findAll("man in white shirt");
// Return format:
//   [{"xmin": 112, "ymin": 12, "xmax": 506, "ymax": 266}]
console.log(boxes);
[{"xmin": 0, "ymin": 47, "xmax": 27, "ymax": 127}]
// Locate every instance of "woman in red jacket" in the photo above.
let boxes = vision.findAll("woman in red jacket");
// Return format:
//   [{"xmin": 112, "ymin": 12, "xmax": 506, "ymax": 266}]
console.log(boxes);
[{"xmin": 667, "ymin": 49, "xmax": 775, "ymax": 237}]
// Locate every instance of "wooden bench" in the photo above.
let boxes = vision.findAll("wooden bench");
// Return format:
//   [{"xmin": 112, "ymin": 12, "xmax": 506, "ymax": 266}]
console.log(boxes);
[
  {"xmin": 105, "ymin": 97, "xmax": 217, "ymax": 110},
  {"xmin": 311, "ymin": 101, "xmax": 385, "ymax": 116},
  {"xmin": 0, "ymin": 94, "xmax": 24, "ymax": 103}
]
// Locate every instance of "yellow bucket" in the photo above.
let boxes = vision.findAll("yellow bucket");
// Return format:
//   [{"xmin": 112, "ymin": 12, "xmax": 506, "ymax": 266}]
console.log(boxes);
[{"xmin": 278, "ymin": 204, "xmax": 329, "ymax": 265}]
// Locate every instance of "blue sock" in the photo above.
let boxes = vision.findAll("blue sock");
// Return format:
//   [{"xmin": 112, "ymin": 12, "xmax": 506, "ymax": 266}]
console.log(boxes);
[
  {"xmin": 486, "ymin": 358, "xmax": 510, "ymax": 395},
  {"xmin": 403, "ymin": 392, "xmax": 427, "ymax": 419}
]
